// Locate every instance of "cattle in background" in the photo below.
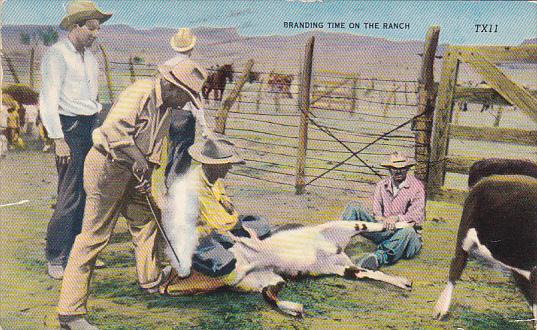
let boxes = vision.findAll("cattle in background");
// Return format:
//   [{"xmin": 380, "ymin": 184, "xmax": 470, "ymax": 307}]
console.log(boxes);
[
  {"xmin": 468, "ymin": 158, "xmax": 537, "ymax": 188},
  {"xmin": 0, "ymin": 99, "xmax": 9, "ymax": 157},
  {"xmin": 434, "ymin": 159, "xmax": 537, "ymax": 328},
  {"xmin": 267, "ymin": 73, "xmax": 294, "ymax": 98},
  {"xmin": 202, "ymin": 64, "xmax": 234, "ymax": 102},
  {"xmin": 2, "ymin": 84, "xmax": 53, "ymax": 151},
  {"xmin": 1, "ymin": 93, "xmax": 25, "ymax": 150}
]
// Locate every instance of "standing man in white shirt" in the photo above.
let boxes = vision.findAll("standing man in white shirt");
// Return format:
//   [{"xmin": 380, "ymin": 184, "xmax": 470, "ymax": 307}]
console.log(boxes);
[{"xmin": 39, "ymin": 0, "xmax": 112, "ymax": 280}]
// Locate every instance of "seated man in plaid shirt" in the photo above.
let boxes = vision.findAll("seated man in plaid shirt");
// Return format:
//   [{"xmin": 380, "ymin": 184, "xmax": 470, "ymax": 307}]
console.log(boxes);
[{"xmin": 342, "ymin": 152, "xmax": 425, "ymax": 270}]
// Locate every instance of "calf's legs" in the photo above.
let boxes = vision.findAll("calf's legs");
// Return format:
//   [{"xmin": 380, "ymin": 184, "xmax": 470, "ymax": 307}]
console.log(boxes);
[
  {"xmin": 344, "ymin": 266, "xmax": 412, "ymax": 291},
  {"xmin": 262, "ymin": 282, "xmax": 304, "ymax": 317}
]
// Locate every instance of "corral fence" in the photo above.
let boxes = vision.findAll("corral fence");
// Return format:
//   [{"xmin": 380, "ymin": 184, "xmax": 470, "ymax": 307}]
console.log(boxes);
[
  {"xmin": 1, "ymin": 36, "xmax": 423, "ymax": 202},
  {"xmin": 3, "ymin": 26, "xmax": 534, "ymax": 204},
  {"xmin": 427, "ymin": 44, "xmax": 537, "ymax": 204}
]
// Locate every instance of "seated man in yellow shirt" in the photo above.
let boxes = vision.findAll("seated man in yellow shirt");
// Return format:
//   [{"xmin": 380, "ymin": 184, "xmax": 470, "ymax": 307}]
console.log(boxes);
[{"xmin": 160, "ymin": 137, "xmax": 271, "ymax": 295}]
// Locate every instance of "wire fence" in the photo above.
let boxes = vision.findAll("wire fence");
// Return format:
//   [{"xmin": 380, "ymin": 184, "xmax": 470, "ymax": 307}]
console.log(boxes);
[{"xmin": 2, "ymin": 51, "xmax": 423, "ymax": 197}]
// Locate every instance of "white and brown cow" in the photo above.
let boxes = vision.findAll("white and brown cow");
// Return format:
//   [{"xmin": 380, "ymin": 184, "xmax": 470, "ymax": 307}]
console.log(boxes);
[{"xmin": 433, "ymin": 161, "xmax": 537, "ymax": 328}]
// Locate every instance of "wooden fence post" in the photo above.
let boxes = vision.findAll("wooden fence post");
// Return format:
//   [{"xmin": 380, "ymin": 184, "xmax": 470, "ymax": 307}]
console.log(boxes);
[
  {"xmin": 415, "ymin": 26, "xmax": 440, "ymax": 191},
  {"xmin": 129, "ymin": 56, "xmax": 136, "ymax": 83},
  {"xmin": 98, "ymin": 44, "xmax": 114, "ymax": 104},
  {"xmin": 214, "ymin": 59, "xmax": 254, "ymax": 134},
  {"xmin": 350, "ymin": 76, "xmax": 358, "ymax": 114},
  {"xmin": 255, "ymin": 80, "xmax": 263, "ymax": 113},
  {"xmin": 383, "ymin": 84, "xmax": 398, "ymax": 117},
  {"xmin": 4, "ymin": 54, "xmax": 20, "ymax": 84},
  {"xmin": 295, "ymin": 36, "xmax": 315, "ymax": 195},
  {"xmin": 274, "ymin": 92, "xmax": 280, "ymax": 112},
  {"xmin": 29, "ymin": 47, "xmax": 35, "ymax": 89},
  {"xmin": 428, "ymin": 47, "xmax": 460, "ymax": 195},
  {"xmin": 404, "ymin": 82, "xmax": 409, "ymax": 104}
]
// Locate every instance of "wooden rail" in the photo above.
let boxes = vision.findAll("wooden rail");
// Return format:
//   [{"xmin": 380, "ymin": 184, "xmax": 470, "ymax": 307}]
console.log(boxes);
[
  {"xmin": 452, "ymin": 45, "xmax": 537, "ymax": 63},
  {"xmin": 449, "ymin": 124, "xmax": 537, "ymax": 146},
  {"xmin": 452, "ymin": 87, "xmax": 537, "ymax": 106},
  {"xmin": 445, "ymin": 155, "xmax": 483, "ymax": 174}
]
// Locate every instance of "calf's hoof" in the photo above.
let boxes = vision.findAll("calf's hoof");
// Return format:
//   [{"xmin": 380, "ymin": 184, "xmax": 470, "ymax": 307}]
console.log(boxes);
[
  {"xmin": 277, "ymin": 301, "xmax": 304, "ymax": 318},
  {"xmin": 394, "ymin": 276, "xmax": 412, "ymax": 291}
]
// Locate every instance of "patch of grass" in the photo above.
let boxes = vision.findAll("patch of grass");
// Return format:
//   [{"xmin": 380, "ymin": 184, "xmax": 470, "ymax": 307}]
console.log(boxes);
[
  {"xmin": 18, "ymin": 256, "xmax": 46, "ymax": 271},
  {"xmin": 1, "ymin": 151, "xmax": 535, "ymax": 329},
  {"xmin": 457, "ymin": 310, "xmax": 531, "ymax": 330},
  {"xmin": 99, "ymin": 250, "xmax": 136, "ymax": 268}
]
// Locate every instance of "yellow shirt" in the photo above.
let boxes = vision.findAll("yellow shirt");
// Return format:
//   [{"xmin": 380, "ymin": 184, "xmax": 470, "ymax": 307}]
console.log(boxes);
[
  {"xmin": 7, "ymin": 110, "xmax": 20, "ymax": 129},
  {"xmin": 196, "ymin": 166, "xmax": 239, "ymax": 236}
]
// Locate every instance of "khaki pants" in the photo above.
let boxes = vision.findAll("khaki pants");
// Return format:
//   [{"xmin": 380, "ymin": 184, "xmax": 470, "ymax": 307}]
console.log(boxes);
[{"xmin": 58, "ymin": 147, "xmax": 162, "ymax": 315}]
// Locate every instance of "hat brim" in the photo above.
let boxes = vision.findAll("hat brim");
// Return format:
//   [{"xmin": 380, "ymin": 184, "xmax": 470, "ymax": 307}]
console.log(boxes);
[
  {"xmin": 188, "ymin": 145, "xmax": 245, "ymax": 165},
  {"xmin": 60, "ymin": 10, "xmax": 112, "ymax": 30},
  {"xmin": 171, "ymin": 35, "xmax": 197, "ymax": 53},
  {"xmin": 381, "ymin": 162, "xmax": 415, "ymax": 169},
  {"xmin": 158, "ymin": 72, "xmax": 202, "ymax": 109}
]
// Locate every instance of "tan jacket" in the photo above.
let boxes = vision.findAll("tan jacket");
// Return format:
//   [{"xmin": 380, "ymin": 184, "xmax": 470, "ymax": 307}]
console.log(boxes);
[{"xmin": 92, "ymin": 78, "xmax": 192, "ymax": 165}]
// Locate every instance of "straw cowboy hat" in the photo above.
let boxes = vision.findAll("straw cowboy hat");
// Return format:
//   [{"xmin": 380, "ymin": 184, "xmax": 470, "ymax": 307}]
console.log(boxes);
[
  {"xmin": 170, "ymin": 28, "xmax": 197, "ymax": 53},
  {"xmin": 60, "ymin": 0, "xmax": 112, "ymax": 30},
  {"xmin": 188, "ymin": 137, "xmax": 244, "ymax": 165},
  {"xmin": 381, "ymin": 152, "xmax": 415, "ymax": 169},
  {"xmin": 158, "ymin": 57, "xmax": 207, "ymax": 108}
]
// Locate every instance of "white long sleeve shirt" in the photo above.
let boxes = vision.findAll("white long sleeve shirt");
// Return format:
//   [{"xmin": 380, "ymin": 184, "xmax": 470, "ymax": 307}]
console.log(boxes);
[{"xmin": 39, "ymin": 38, "xmax": 101, "ymax": 139}]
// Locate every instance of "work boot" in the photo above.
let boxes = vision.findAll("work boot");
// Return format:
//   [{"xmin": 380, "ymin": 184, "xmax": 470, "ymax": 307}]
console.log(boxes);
[
  {"xmin": 58, "ymin": 315, "xmax": 99, "ymax": 330},
  {"xmin": 145, "ymin": 265, "xmax": 173, "ymax": 294},
  {"xmin": 47, "ymin": 262, "xmax": 64, "ymax": 280}
]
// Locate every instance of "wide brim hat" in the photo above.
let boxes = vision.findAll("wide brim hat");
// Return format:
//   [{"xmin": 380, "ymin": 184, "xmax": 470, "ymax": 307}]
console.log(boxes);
[
  {"xmin": 158, "ymin": 57, "xmax": 207, "ymax": 108},
  {"xmin": 170, "ymin": 28, "xmax": 197, "ymax": 53},
  {"xmin": 188, "ymin": 137, "xmax": 245, "ymax": 165},
  {"xmin": 381, "ymin": 152, "xmax": 415, "ymax": 169},
  {"xmin": 60, "ymin": 0, "xmax": 112, "ymax": 30}
]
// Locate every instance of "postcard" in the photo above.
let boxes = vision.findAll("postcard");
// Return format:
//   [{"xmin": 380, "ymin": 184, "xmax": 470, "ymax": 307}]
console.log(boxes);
[{"xmin": 1, "ymin": 0, "xmax": 536, "ymax": 329}]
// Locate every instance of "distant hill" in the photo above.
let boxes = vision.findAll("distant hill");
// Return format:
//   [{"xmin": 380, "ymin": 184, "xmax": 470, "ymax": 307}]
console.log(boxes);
[
  {"xmin": 2, "ymin": 24, "xmax": 432, "ymax": 79},
  {"xmin": 521, "ymin": 38, "xmax": 537, "ymax": 45}
]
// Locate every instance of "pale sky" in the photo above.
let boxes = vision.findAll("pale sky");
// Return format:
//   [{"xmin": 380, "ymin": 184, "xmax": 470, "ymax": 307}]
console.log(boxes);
[{"xmin": 2, "ymin": 0, "xmax": 536, "ymax": 44}]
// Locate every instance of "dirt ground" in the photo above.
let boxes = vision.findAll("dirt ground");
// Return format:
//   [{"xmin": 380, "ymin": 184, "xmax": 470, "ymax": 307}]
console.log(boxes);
[{"xmin": 0, "ymin": 145, "xmax": 533, "ymax": 330}]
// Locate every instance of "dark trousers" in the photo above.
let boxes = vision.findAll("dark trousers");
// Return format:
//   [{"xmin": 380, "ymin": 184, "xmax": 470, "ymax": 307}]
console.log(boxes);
[
  {"xmin": 165, "ymin": 109, "xmax": 196, "ymax": 189},
  {"xmin": 45, "ymin": 114, "xmax": 96, "ymax": 265},
  {"xmin": 192, "ymin": 215, "xmax": 271, "ymax": 277}
]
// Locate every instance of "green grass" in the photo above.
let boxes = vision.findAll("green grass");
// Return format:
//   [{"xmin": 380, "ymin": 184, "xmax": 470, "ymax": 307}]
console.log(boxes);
[{"xmin": 0, "ymin": 148, "xmax": 533, "ymax": 329}]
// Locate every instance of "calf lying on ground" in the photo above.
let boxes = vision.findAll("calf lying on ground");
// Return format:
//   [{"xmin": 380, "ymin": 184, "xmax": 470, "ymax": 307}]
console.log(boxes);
[
  {"xmin": 163, "ymin": 219, "xmax": 413, "ymax": 317},
  {"xmin": 229, "ymin": 220, "xmax": 413, "ymax": 316},
  {"xmin": 433, "ymin": 174, "xmax": 537, "ymax": 328}
]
